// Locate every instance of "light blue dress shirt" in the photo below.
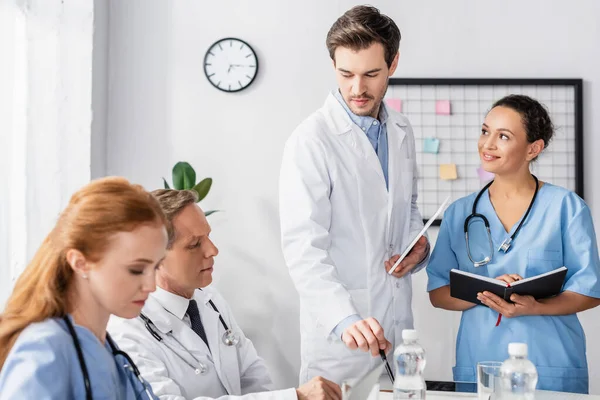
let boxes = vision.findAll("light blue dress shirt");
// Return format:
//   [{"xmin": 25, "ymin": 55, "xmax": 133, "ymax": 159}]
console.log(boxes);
[
  {"xmin": 0, "ymin": 316, "xmax": 157, "ymax": 399},
  {"xmin": 333, "ymin": 90, "xmax": 389, "ymax": 188},
  {"xmin": 332, "ymin": 90, "xmax": 390, "ymax": 338},
  {"xmin": 427, "ymin": 183, "xmax": 600, "ymax": 393}
]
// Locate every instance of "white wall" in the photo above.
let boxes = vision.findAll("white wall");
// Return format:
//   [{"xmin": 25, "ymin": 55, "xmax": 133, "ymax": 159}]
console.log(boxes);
[
  {"xmin": 106, "ymin": 0, "xmax": 600, "ymax": 393},
  {"xmin": 0, "ymin": 0, "xmax": 26, "ymax": 308},
  {"xmin": 91, "ymin": 0, "xmax": 109, "ymax": 179},
  {"xmin": 0, "ymin": 0, "xmax": 97, "ymax": 307}
]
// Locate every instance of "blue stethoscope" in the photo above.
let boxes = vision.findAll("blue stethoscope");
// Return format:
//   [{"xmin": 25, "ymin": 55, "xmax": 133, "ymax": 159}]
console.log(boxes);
[
  {"xmin": 464, "ymin": 175, "xmax": 539, "ymax": 267},
  {"xmin": 63, "ymin": 316, "xmax": 154, "ymax": 400},
  {"xmin": 139, "ymin": 298, "xmax": 240, "ymax": 376}
]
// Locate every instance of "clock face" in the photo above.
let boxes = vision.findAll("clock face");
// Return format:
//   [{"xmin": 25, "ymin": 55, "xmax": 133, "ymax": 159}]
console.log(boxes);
[{"xmin": 203, "ymin": 38, "xmax": 259, "ymax": 93}]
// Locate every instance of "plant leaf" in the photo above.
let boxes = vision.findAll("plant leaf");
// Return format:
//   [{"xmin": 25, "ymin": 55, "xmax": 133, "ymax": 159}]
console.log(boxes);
[
  {"xmin": 172, "ymin": 162, "xmax": 196, "ymax": 190},
  {"xmin": 162, "ymin": 177, "xmax": 170, "ymax": 189},
  {"xmin": 204, "ymin": 210, "xmax": 219, "ymax": 217},
  {"xmin": 192, "ymin": 178, "xmax": 212, "ymax": 202}
]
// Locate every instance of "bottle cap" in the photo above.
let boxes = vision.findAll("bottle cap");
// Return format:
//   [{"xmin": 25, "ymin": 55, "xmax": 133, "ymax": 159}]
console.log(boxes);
[
  {"xmin": 508, "ymin": 342, "xmax": 528, "ymax": 357},
  {"xmin": 402, "ymin": 329, "xmax": 418, "ymax": 341}
]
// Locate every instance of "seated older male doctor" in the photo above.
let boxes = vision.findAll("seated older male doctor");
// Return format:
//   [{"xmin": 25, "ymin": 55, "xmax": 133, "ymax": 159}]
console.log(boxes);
[{"xmin": 108, "ymin": 189, "xmax": 340, "ymax": 400}]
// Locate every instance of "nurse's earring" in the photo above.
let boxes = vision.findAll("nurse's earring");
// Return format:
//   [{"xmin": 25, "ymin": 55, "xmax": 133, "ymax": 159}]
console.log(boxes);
[{"xmin": 65, "ymin": 249, "xmax": 90, "ymax": 280}]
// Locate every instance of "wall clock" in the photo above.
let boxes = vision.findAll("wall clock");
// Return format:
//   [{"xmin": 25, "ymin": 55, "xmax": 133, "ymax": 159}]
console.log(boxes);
[{"xmin": 203, "ymin": 38, "xmax": 259, "ymax": 93}]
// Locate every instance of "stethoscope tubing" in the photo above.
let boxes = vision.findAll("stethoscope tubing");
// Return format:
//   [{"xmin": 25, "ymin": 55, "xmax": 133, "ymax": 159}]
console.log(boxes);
[
  {"xmin": 139, "ymin": 298, "xmax": 240, "ymax": 375},
  {"xmin": 465, "ymin": 175, "xmax": 539, "ymax": 267}
]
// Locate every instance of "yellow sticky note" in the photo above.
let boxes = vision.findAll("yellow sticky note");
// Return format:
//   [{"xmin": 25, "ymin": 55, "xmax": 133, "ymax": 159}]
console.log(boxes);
[{"xmin": 440, "ymin": 164, "xmax": 458, "ymax": 180}]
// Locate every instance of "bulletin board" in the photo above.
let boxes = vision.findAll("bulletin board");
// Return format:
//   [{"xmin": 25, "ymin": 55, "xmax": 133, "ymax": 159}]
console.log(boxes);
[{"xmin": 384, "ymin": 78, "xmax": 584, "ymax": 225}]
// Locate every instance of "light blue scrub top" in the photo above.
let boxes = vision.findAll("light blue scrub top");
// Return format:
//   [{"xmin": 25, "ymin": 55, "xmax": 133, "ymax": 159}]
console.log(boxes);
[
  {"xmin": 0, "ymin": 316, "xmax": 157, "ymax": 399},
  {"xmin": 426, "ymin": 183, "xmax": 600, "ymax": 394}
]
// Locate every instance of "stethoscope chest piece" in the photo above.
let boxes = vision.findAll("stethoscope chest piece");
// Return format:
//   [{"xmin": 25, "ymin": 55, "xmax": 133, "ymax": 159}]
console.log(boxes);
[
  {"xmin": 195, "ymin": 364, "xmax": 208, "ymax": 375},
  {"xmin": 498, "ymin": 237, "xmax": 513, "ymax": 252},
  {"xmin": 207, "ymin": 298, "xmax": 240, "ymax": 347},
  {"xmin": 222, "ymin": 329, "xmax": 240, "ymax": 347}
]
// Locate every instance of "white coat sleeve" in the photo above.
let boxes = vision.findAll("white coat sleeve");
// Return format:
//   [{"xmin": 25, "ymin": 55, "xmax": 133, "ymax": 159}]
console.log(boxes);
[
  {"xmin": 279, "ymin": 131, "xmax": 358, "ymax": 338},
  {"xmin": 405, "ymin": 122, "xmax": 430, "ymax": 274}
]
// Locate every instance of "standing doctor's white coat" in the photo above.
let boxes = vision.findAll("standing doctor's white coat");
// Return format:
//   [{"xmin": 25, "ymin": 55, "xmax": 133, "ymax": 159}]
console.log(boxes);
[
  {"xmin": 108, "ymin": 286, "xmax": 297, "ymax": 400},
  {"xmin": 279, "ymin": 91, "xmax": 428, "ymax": 385}
]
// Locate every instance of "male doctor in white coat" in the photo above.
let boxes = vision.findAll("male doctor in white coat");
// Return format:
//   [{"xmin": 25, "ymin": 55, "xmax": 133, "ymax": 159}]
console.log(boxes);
[
  {"xmin": 108, "ymin": 189, "xmax": 341, "ymax": 400},
  {"xmin": 279, "ymin": 5, "xmax": 430, "ymax": 385}
]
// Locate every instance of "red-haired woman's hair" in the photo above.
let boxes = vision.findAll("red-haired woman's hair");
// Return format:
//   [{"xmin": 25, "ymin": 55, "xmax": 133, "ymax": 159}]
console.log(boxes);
[{"xmin": 0, "ymin": 177, "xmax": 167, "ymax": 368}]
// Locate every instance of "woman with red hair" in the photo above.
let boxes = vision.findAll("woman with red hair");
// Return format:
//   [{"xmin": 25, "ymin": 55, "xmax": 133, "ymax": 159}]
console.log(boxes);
[{"xmin": 0, "ymin": 177, "xmax": 168, "ymax": 399}]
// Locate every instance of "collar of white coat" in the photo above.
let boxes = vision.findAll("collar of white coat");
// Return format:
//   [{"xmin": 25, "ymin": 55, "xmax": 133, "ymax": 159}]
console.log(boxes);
[
  {"xmin": 324, "ymin": 90, "xmax": 408, "ymax": 135},
  {"xmin": 142, "ymin": 287, "xmax": 213, "ymax": 334}
]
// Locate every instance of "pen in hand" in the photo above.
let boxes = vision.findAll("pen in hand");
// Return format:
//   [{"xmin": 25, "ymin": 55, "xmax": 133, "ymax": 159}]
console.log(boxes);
[{"xmin": 379, "ymin": 349, "xmax": 395, "ymax": 384}]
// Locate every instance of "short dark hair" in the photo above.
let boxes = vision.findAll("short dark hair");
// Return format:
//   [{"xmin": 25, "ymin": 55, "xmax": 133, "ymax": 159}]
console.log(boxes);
[
  {"xmin": 326, "ymin": 5, "xmax": 401, "ymax": 68},
  {"xmin": 492, "ymin": 94, "xmax": 555, "ymax": 150},
  {"xmin": 151, "ymin": 189, "xmax": 198, "ymax": 248}
]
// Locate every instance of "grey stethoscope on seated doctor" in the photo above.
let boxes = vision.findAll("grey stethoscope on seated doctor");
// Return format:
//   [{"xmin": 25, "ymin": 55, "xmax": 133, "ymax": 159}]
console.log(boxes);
[
  {"xmin": 464, "ymin": 174, "xmax": 539, "ymax": 267},
  {"xmin": 139, "ymin": 297, "xmax": 240, "ymax": 375}
]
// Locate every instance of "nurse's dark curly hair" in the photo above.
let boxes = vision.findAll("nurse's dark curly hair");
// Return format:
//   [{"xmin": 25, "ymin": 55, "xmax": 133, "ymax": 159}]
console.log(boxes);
[{"xmin": 492, "ymin": 94, "xmax": 555, "ymax": 149}]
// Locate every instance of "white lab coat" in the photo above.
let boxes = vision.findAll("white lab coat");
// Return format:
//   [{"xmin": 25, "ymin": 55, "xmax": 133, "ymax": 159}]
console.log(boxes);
[
  {"xmin": 107, "ymin": 287, "xmax": 297, "ymax": 400},
  {"xmin": 279, "ymin": 92, "xmax": 428, "ymax": 385}
]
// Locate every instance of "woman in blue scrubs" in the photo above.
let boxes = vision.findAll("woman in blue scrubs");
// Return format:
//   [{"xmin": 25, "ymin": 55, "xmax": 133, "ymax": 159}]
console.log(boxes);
[
  {"xmin": 0, "ymin": 177, "xmax": 167, "ymax": 399},
  {"xmin": 426, "ymin": 94, "xmax": 600, "ymax": 394}
]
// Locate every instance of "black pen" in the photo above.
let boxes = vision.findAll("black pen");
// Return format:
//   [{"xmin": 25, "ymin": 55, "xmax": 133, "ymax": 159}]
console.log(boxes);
[{"xmin": 379, "ymin": 349, "xmax": 395, "ymax": 384}]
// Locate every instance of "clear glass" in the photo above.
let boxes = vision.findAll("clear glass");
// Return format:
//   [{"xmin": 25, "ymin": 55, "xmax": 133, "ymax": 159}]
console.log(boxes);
[{"xmin": 477, "ymin": 361, "xmax": 503, "ymax": 400}]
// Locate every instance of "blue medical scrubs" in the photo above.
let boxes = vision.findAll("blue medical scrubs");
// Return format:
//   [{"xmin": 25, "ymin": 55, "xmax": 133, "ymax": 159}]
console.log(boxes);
[
  {"xmin": 427, "ymin": 183, "xmax": 600, "ymax": 394},
  {"xmin": 0, "ymin": 315, "xmax": 157, "ymax": 399}
]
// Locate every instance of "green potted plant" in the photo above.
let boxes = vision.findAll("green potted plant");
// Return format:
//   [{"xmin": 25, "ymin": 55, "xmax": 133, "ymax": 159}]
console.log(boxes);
[{"xmin": 163, "ymin": 162, "xmax": 218, "ymax": 216}]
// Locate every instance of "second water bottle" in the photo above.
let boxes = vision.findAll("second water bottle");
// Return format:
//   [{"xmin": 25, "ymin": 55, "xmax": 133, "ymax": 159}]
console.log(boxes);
[{"xmin": 393, "ymin": 329, "xmax": 426, "ymax": 400}]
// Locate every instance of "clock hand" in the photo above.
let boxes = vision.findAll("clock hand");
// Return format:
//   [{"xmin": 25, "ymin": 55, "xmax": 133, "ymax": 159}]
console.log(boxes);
[{"xmin": 227, "ymin": 64, "xmax": 232, "ymax": 73}]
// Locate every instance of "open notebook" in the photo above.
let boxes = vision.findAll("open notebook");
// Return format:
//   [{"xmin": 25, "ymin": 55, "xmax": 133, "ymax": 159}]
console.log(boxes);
[{"xmin": 450, "ymin": 267, "xmax": 567, "ymax": 305}]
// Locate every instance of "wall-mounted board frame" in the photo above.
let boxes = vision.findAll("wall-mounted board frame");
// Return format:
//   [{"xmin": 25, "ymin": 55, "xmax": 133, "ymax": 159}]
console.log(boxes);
[{"xmin": 386, "ymin": 78, "xmax": 583, "ymax": 225}]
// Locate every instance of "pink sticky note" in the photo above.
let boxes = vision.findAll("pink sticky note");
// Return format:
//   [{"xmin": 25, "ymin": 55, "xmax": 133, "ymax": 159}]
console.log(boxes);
[
  {"xmin": 477, "ymin": 166, "xmax": 495, "ymax": 183},
  {"xmin": 386, "ymin": 98, "xmax": 402, "ymax": 112},
  {"xmin": 435, "ymin": 100, "xmax": 451, "ymax": 115}
]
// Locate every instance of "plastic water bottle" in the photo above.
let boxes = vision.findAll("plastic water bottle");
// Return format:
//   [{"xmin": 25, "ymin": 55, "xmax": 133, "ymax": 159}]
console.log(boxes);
[
  {"xmin": 498, "ymin": 343, "xmax": 538, "ymax": 400},
  {"xmin": 393, "ymin": 329, "xmax": 426, "ymax": 399}
]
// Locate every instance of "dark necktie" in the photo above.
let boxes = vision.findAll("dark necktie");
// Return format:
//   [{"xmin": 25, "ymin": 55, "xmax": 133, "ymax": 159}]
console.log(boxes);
[{"xmin": 186, "ymin": 299, "xmax": 209, "ymax": 348}]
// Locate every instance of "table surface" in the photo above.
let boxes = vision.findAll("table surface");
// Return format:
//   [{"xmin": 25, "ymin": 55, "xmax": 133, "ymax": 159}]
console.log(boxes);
[{"xmin": 377, "ymin": 390, "xmax": 600, "ymax": 400}]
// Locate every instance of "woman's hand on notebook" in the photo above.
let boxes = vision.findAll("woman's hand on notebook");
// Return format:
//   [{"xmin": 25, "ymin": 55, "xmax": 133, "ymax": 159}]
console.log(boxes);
[
  {"xmin": 494, "ymin": 274, "xmax": 523, "ymax": 285},
  {"xmin": 477, "ymin": 290, "xmax": 540, "ymax": 318}
]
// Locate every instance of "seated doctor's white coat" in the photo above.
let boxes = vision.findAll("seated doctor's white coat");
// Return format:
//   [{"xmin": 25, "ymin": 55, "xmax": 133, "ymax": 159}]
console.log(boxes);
[
  {"xmin": 279, "ymin": 92, "xmax": 428, "ymax": 385},
  {"xmin": 108, "ymin": 286, "xmax": 297, "ymax": 400}
]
